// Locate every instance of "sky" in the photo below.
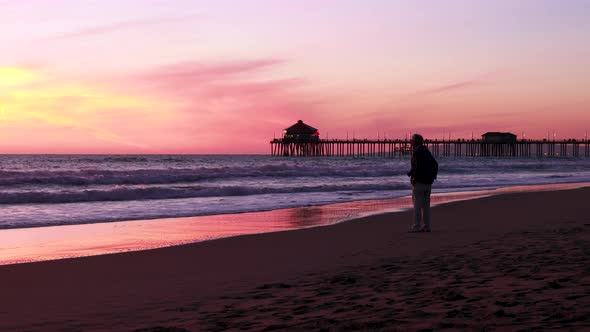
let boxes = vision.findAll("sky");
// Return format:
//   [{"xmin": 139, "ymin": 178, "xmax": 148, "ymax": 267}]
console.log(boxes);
[{"xmin": 0, "ymin": 0, "xmax": 589, "ymax": 154}]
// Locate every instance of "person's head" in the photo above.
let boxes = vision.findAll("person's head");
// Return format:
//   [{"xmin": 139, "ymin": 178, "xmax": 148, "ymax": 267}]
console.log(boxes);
[{"xmin": 411, "ymin": 134, "xmax": 424, "ymax": 148}]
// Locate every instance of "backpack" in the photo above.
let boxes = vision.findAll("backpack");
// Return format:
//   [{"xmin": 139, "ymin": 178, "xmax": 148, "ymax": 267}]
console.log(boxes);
[{"xmin": 416, "ymin": 146, "xmax": 438, "ymax": 184}]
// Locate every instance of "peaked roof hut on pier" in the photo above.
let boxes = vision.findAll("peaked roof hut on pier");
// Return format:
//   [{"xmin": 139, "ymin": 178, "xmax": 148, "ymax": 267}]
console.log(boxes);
[
  {"xmin": 282, "ymin": 120, "xmax": 320, "ymax": 142},
  {"xmin": 482, "ymin": 132, "xmax": 517, "ymax": 143},
  {"xmin": 284, "ymin": 120, "xmax": 318, "ymax": 135}
]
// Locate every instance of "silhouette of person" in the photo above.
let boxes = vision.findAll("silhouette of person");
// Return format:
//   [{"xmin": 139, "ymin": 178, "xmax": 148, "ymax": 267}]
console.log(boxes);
[{"xmin": 407, "ymin": 134, "xmax": 438, "ymax": 232}]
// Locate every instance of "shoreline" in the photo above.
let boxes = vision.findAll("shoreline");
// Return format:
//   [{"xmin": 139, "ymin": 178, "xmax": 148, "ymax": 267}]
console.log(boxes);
[
  {"xmin": 1, "ymin": 181, "xmax": 589, "ymax": 266},
  {"xmin": 0, "ymin": 186, "xmax": 588, "ymax": 330},
  {"xmin": 3, "ymin": 179, "xmax": 589, "ymax": 231}
]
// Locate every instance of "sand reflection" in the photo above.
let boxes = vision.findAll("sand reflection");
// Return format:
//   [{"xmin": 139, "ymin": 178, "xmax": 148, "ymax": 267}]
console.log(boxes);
[{"xmin": 0, "ymin": 182, "xmax": 587, "ymax": 265}]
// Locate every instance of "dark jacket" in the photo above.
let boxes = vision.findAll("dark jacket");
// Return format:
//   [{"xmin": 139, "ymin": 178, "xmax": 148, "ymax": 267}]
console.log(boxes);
[{"xmin": 407, "ymin": 145, "xmax": 438, "ymax": 185}]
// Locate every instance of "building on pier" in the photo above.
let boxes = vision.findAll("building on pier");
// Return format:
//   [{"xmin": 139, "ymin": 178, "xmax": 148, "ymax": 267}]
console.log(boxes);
[
  {"xmin": 282, "ymin": 120, "xmax": 320, "ymax": 142},
  {"xmin": 482, "ymin": 132, "xmax": 517, "ymax": 143}
]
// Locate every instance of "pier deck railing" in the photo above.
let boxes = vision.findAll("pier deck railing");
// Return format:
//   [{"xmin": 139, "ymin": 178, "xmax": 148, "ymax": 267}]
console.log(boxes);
[{"xmin": 270, "ymin": 138, "xmax": 590, "ymax": 158}]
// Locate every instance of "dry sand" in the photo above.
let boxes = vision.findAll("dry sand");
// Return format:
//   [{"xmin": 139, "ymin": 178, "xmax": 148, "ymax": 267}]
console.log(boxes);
[{"xmin": 0, "ymin": 187, "xmax": 589, "ymax": 331}]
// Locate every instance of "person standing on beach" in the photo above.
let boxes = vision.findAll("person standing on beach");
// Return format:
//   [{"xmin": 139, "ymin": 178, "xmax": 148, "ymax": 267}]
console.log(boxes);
[{"xmin": 407, "ymin": 134, "xmax": 438, "ymax": 232}]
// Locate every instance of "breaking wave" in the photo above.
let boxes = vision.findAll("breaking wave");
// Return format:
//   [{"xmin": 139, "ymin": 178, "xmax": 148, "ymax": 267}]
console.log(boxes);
[{"xmin": 0, "ymin": 183, "xmax": 410, "ymax": 205}]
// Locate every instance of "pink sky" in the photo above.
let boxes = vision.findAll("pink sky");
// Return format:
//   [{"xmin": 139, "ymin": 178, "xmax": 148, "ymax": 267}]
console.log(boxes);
[{"xmin": 1, "ymin": 0, "xmax": 589, "ymax": 153}]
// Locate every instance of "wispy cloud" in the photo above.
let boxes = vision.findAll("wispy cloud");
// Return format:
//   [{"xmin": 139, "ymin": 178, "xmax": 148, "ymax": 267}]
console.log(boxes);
[
  {"xmin": 28, "ymin": 110, "xmax": 149, "ymax": 149},
  {"xmin": 124, "ymin": 58, "xmax": 294, "ymax": 99},
  {"xmin": 139, "ymin": 59, "xmax": 285, "ymax": 84},
  {"xmin": 41, "ymin": 15, "xmax": 194, "ymax": 41},
  {"xmin": 407, "ymin": 70, "xmax": 503, "ymax": 98},
  {"xmin": 418, "ymin": 80, "xmax": 481, "ymax": 95}
]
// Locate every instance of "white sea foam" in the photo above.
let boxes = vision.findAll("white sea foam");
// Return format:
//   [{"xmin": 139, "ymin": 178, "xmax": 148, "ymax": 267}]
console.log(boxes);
[{"xmin": 0, "ymin": 155, "xmax": 588, "ymax": 229}]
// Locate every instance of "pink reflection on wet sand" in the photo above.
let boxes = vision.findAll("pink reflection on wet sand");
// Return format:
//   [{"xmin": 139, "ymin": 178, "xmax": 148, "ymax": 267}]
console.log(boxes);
[{"xmin": 0, "ymin": 182, "xmax": 588, "ymax": 265}]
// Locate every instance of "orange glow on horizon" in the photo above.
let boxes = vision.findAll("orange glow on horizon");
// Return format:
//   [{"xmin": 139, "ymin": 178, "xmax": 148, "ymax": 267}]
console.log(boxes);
[
  {"xmin": 0, "ymin": 67, "xmax": 38, "ymax": 86},
  {"xmin": 1, "ymin": 61, "xmax": 588, "ymax": 154}
]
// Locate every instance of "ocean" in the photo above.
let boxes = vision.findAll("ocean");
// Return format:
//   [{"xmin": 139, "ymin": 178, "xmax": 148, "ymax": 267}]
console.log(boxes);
[{"xmin": 1, "ymin": 154, "xmax": 589, "ymax": 230}]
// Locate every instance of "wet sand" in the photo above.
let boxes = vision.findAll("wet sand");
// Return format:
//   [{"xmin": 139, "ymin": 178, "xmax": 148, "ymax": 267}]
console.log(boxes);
[
  {"xmin": 2, "ymin": 182, "xmax": 586, "ymax": 266},
  {"xmin": 1, "ymin": 187, "xmax": 589, "ymax": 331}
]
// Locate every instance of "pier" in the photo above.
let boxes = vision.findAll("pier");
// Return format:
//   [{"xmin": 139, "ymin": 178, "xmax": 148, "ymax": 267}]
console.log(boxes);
[{"xmin": 270, "ymin": 138, "xmax": 590, "ymax": 158}]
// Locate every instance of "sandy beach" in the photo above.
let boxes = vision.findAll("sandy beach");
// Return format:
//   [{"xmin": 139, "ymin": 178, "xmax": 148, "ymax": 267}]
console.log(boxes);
[{"xmin": 1, "ymin": 187, "xmax": 589, "ymax": 331}]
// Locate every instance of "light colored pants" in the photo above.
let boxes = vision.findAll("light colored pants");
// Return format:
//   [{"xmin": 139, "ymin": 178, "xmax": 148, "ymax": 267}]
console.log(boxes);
[{"xmin": 412, "ymin": 182, "xmax": 432, "ymax": 230}]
